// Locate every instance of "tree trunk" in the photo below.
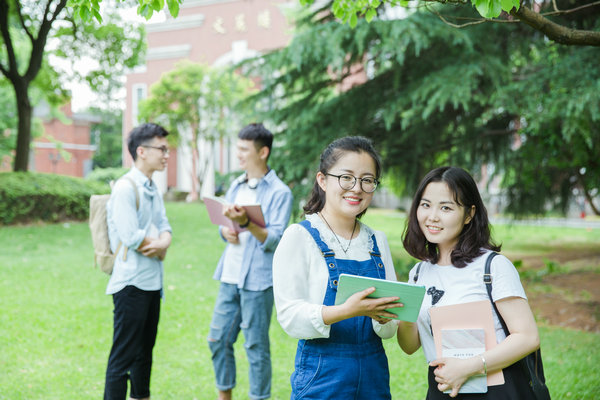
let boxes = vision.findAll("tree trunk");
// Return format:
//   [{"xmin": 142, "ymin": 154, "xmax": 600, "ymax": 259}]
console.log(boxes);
[
  {"xmin": 13, "ymin": 82, "xmax": 32, "ymax": 172},
  {"xmin": 187, "ymin": 130, "xmax": 200, "ymax": 202},
  {"xmin": 583, "ymin": 188, "xmax": 600, "ymax": 216}
]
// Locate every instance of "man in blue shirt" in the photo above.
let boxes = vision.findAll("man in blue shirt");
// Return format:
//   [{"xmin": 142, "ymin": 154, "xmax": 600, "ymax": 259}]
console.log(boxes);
[
  {"xmin": 105, "ymin": 123, "xmax": 173, "ymax": 400},
  {"xmin": 208, "ymin": 123, "xmax": 293, "ymax": 400}
]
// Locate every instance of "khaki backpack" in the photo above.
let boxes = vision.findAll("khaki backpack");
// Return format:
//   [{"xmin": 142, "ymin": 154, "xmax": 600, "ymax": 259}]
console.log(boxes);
[{"xmin": 89, "ymin": 177, "xmax": 139, "ymax": 275}]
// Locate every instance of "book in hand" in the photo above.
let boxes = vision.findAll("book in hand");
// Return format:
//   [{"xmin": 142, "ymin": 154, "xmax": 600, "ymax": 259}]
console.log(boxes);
[
  {"xmin": 429, "ymin": 300, "xmax": 505, "ymax": 387},
  {"xmin": 441, "ymin": 328, "xmax": 487, "ymax": 394},
  {"xmin": 333, "ymin": 273, "xmax": 426, "ymax": 322},
  {"xmin": 202, "ymin": 195, "xmax": 265, "ymax": 233}
]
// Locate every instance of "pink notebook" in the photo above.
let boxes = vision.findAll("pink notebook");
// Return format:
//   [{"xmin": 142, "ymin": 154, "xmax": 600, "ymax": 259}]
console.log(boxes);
[
  {"xmin": 202, "ymin": 196, "xmax": 265, "ymax": 233},
  {"xmin": 429, "ymin": 300, "xmax": 505, "ymax": 387}
]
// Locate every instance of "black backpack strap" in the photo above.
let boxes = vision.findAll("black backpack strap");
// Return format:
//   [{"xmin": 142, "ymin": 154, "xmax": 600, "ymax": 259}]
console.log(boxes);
[
  {"xmin": 485, "ymin": 252, "xmax": 550, "ymax": 397},
  {"xmin": 484, "ymin": 251, "xmax": 510, "ymax": 336},
  {"xmin": 413, "ymin": 261, "xmax": 423, "ymax": 283}
]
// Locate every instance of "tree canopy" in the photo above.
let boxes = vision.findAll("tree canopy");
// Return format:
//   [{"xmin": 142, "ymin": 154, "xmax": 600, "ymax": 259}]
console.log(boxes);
[
  {"xmin": 245, "ymin": 2, "xmax": 600, "ymax": 215},
  {"xmin": 138, "ymin": 60, "xmax": 255, "ymax": 200},
  {"xmin": 0, "ymin": 0, "xmax": 147, "ymax": 171},
  {"xmin": 303, "ymin": 0, "xmax": 600, "ymax": 46}
]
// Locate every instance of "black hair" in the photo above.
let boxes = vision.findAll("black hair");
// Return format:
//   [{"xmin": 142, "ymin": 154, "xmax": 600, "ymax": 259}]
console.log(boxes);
[
  {"xmin": 238, "ymin": 123, "xmax": 273, "ymax": 159},
  {"xmin": 127, "ymin": 123, "xmax": 169, "ymax": 161},
  {"xmin": 303, "ymin": 136, "xmax": 382, "ymax": 219},
  {"xmin": 402, "ymin": 166, "xmax": 501, "ymax": 268}
]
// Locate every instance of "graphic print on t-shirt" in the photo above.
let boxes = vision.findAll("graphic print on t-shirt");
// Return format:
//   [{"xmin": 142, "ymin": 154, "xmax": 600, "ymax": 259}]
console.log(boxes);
[{"xmin": 427, "ymin": 286, "xmax": 445, "ymax": 305}]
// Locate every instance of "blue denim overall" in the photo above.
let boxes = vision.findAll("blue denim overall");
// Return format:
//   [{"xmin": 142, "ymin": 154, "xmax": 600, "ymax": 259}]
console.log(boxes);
[{"xmin": 290, "ymin": 220, "xmax": 392, "ymax": 400}]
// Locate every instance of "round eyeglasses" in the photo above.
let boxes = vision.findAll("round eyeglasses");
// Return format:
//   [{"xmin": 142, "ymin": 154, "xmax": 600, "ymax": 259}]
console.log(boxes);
[
  {"xmin": 142, "ymin": 145, "xmax": 169, "ymax": 156},
  {"xmin": 325, "ymin": 173, "xmax": 379, "ymax": 193}
]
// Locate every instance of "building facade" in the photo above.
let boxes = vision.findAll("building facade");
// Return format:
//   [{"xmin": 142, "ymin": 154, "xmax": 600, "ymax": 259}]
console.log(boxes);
[
  {"xmin": 30, "ymin": 102, "xmax": 99, "ymax": 177},
  {"xmin": 123, "ymin": 0, "xmax": 292, "ymax": 194}
]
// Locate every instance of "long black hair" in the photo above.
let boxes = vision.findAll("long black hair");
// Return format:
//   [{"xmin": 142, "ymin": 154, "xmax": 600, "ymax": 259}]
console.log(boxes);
[
  {"xmin": 402, "ymin": 166, "xmax": 500, "ymax": 268},
  {"xmin": 303, "ymin": 136, "xmax": 382, "ymax": 219}
]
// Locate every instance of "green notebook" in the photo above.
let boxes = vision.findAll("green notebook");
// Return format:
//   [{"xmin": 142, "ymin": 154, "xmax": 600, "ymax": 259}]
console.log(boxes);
[{"xmin": 334, "ymin": 273, "xmax": 426, "ymax": 322}]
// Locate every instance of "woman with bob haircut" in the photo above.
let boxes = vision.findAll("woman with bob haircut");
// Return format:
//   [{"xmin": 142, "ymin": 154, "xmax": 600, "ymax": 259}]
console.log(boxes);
[
  {"xmin": 397, "ymin": 166, "xmax": 541, "ymax": 399},
  {"xmin": 273, "ymin": 136, "xmax": 400, "ymax": 399}
]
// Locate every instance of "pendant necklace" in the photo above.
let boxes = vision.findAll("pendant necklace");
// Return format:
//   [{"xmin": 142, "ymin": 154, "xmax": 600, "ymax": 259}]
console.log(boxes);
[{"xmin": 319, "ymin": 212, "xmax": 357, "ymax": 254}]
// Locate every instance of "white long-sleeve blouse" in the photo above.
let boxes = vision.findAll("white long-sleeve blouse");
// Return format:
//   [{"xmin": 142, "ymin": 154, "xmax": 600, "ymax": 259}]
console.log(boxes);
[{"xmin": 273, "ymin": 213, "xmax": 398, "ymax": 340}]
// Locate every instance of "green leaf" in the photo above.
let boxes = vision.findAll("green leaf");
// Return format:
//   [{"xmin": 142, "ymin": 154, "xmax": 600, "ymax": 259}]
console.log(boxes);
[
  {"xmin": 349, "ymin": 12, "xmax": 358, "ymax": 28},
  {"xmin": 92, "ymin": 8, "xmax": 103, "ymax": 24},
  {"xmin": 151, "ymin": 0, "xmax": 164, "ymax": 11},
  {"xmin": 167, "ymin": 0, "xmax": 180, "ymax": 18},
  {"xmin": 500, "ymin": 0, "xmax": 515, "ymax": 12},
  {"xmin": 365, "ymin": 8, "xmax": 376, "ymax": 22},
  {"xmin": 78, "ymin": 5, "xmax": 90, "ymax": 21},
  {"xmin": 333, "ymin": 4, "xmax": 344, "ymax": 19},
  {"xmin": 473, "ymin": 0, "xmax": 503, "ymax": 18},
  {"xmin": 138, "ymin": 4, "xmax": 152, "ymax": 20}
]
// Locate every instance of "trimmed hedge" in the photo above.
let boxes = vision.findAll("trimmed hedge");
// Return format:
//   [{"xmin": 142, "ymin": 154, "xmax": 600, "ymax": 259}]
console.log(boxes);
[
  {"xmin": 85, "ymin": 167, "xmax": 129, "ymax": 185},
  {"xmin": 0, "ymin": 172, "xmax": 110, "ymax": 225}
]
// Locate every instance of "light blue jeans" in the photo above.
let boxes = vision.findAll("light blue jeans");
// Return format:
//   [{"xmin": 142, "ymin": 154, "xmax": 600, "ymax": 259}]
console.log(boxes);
[{"xmin": 208, "ymin": 283, "xmax": 273, "ymax": 400}]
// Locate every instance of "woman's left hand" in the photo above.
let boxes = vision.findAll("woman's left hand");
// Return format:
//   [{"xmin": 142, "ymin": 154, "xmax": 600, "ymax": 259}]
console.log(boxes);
[{"xmin": 430, "ymin": 357, "xmax": 478, "ymax": 398}]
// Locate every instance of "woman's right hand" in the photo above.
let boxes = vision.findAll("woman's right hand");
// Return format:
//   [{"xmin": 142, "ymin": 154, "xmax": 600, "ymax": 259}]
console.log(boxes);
[{"xmin": 322, "ymin": 287, "xmax": 402, "ymax": 325}]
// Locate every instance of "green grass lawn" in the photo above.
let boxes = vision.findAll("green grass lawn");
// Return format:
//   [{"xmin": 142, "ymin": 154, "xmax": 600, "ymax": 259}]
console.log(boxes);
[{"xmin": 0, "ymin": 203, "xmax": 598, "ymax": 399}]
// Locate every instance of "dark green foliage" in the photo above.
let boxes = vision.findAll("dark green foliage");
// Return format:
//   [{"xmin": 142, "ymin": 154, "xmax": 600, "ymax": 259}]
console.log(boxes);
[
  {"xmin": 246, "ymin": 7, "xmax": 520, "ymax": 209},
  {"xmin": 496, "ymin": 44, "xmax": 600, "ymax": 215},
  {"xmin": 215, "ymin": 170, "xmax": 243, "ymax": 196},
  {"xmin": 246, "ymin": 2, "xmax": 600, "ymax": 216},
  {"xmin": 89, "ymin": 108, "xmax": 124, "ymax": 169},
  {"xmin": 0, "ymin": 172, "xmax": 109, "ymax": 224}
]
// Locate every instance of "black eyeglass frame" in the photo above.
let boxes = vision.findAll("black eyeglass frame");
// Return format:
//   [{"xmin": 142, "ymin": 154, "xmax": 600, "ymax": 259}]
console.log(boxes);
[
  {"xmin": 325, "ymin": 173, "xmax": 380, "ymax": 193},
  {"xmin": 142, "ymin": 145, "xmax": 170, "ymax": 155}
]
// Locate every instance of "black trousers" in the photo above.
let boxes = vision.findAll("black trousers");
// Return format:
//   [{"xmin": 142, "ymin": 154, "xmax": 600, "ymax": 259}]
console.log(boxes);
[
  {"xmin": 426, "ymin": 361, "xmax": 534, "ymax": 400},
  {"xmin": 104, "ymin": 286, "xmax": 161, "ymax": 400}
]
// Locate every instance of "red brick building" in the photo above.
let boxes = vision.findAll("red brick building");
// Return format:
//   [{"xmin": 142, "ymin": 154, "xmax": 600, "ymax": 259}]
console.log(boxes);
[
  {"xmin": 123, "ymin": 0, "xmax": 291, "ymax": 194},
  {"xmin": 31, "ymin": 102, "xmax": 100, "ymax": 177}
]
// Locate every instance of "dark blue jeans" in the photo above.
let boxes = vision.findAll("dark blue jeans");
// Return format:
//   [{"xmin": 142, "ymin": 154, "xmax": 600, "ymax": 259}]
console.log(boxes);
[{"xmin": 104, "ymin": 285, "xmax": 161, "ymax": 400}]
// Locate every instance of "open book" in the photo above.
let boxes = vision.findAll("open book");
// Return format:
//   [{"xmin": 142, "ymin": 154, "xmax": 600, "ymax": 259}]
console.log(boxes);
[
  {"xmin": 202, "ymin": 195, "xmax": 266, "ymax": 233},
  {"xmin": 334, "ymin": 274, "xmax": 426, "ymax": 322}
]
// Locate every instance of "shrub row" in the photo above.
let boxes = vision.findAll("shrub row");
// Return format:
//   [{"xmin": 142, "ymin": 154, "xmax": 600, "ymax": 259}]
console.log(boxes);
[
  {"xmin": 0, "ymin": 172, "xmax": 110, "ymax": 225},
  {"xmin": 85, "ymin": 167, "xmax": 128, "ymax": 185}
]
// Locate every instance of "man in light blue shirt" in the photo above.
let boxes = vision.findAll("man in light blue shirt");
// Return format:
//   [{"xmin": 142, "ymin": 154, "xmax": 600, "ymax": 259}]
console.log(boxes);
[
  {"xmin": 208, "ymin": 123, "xmax": 293, "ymax": 400},
  {"xmin": 104, "ymin": 123, "xmax": 172, "ymax": 400}
]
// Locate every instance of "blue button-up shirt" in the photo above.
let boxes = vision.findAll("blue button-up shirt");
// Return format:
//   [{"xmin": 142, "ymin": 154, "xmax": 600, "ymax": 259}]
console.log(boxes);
[
  {"xmin": 213, "ymin": 169, "xmax": 293, "ymax": 291},
  {"xmin": 106, "ymin": 167, "xmax": 172, "ymax": 295}
]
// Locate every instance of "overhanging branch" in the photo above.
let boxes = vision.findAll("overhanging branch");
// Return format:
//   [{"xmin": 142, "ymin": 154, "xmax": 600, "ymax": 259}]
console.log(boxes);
[
  {"xmin": 511, "ymin": 4, "xmax": 600, "ymax": 46},
  {"xmin": 422, "ymin": 0, "xmax": 600, "ymax": 46}
]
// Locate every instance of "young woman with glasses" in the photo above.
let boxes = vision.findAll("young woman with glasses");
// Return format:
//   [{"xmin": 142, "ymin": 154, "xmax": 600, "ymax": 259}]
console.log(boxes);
[{"xmin": 273, "ymin": 136, "xmax": 401, "ymax": 399}]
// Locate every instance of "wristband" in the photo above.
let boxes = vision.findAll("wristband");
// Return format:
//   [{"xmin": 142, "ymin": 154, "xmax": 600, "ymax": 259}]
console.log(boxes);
[
  {"xmin": 480, "ymin": 354, "xmax": 487, "ymax": 375},
  {"xmin": 239, "ymin": 218, "xmax": 250, "ymax": 228}
]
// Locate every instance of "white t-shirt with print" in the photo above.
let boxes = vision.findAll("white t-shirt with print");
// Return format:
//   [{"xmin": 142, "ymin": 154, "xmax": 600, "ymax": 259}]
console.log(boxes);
[{"xmin": 408, "ymin": 250, "xmax": 527, "ymax": 362}]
